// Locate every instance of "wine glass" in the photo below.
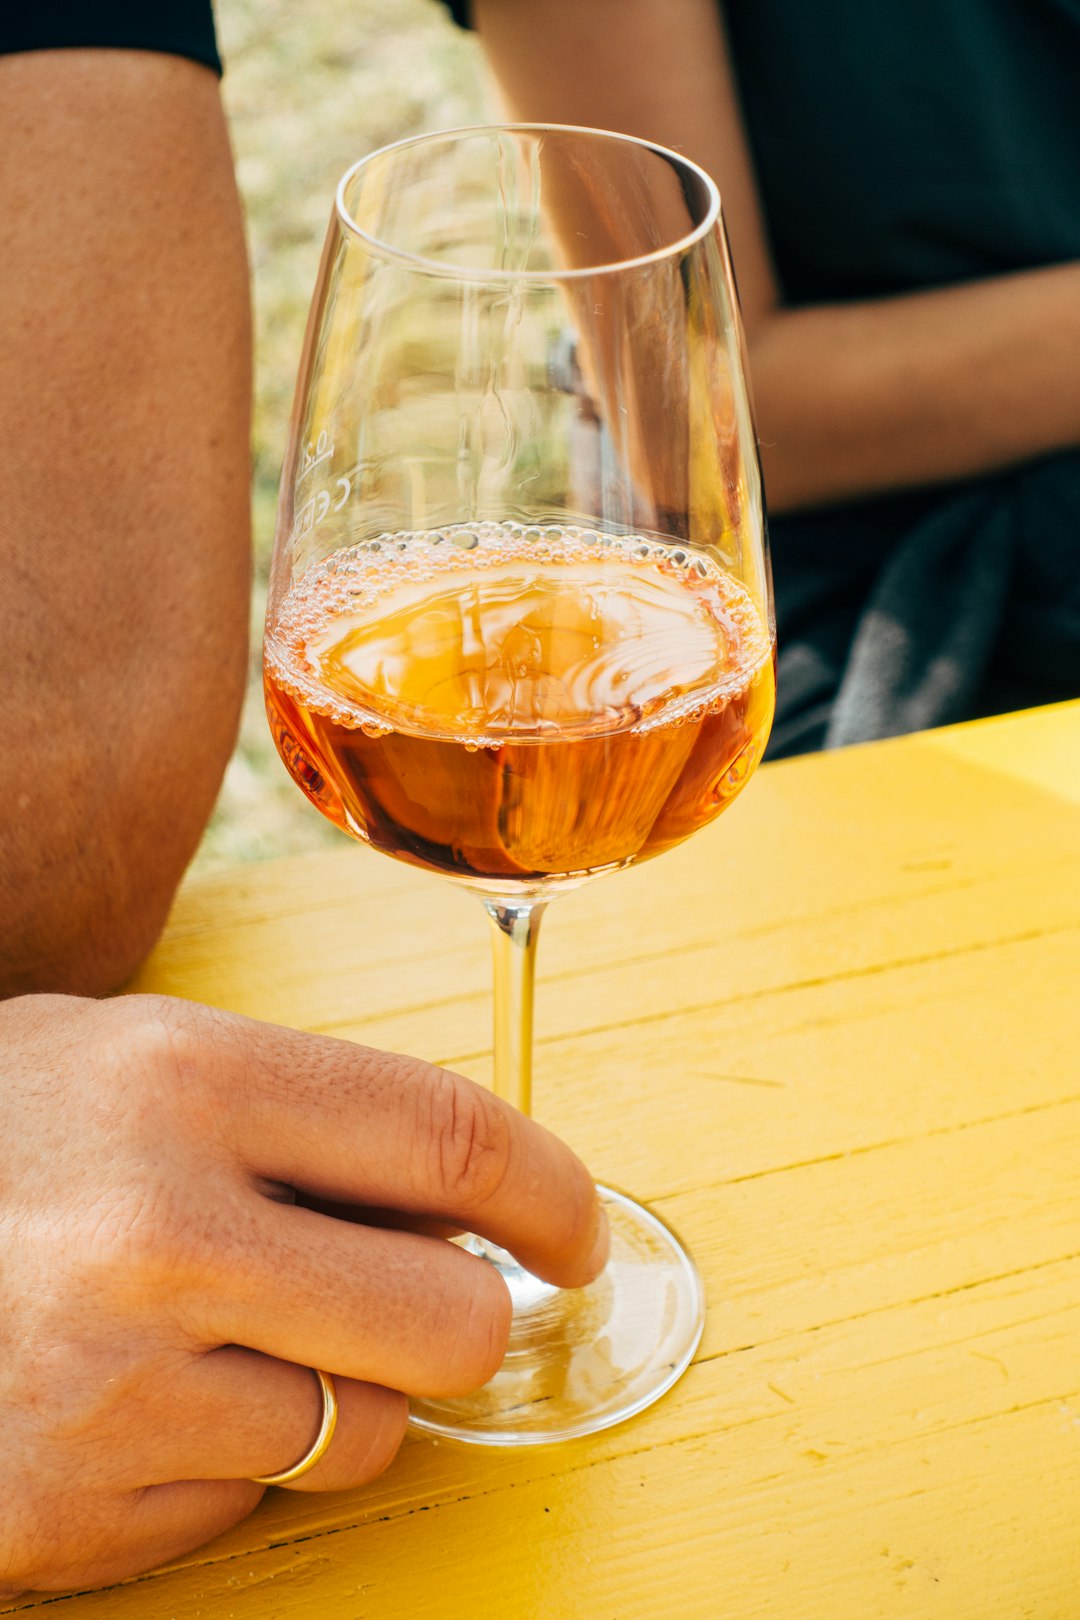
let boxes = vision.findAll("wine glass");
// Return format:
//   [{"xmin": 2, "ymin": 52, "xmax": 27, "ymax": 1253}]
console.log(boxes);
[{"xmin": 263, "ymin": 125, "xmax": 774, "ymax": 1444}]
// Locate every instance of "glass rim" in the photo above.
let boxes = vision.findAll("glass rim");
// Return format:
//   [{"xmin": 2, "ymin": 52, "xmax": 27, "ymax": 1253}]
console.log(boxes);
[{"xmin": 333, "ymin": 122, "xmax": 722, "ymax": 282}]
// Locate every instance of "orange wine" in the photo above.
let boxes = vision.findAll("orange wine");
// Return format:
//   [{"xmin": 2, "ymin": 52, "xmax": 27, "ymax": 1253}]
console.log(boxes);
[{"xmin": 264, "ymin": 523, "xmax": 774, "ymax": 888}]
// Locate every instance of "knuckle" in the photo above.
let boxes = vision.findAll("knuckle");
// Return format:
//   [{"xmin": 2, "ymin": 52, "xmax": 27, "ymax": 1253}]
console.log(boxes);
[
  {"xmin": 80, "ymin": 1186, "xmax": 193, "ymax": 1298},
  {"xmin": 109, "ymin": 991, "xmax": 190, "ymax": 1055},
  {"xmin": 422, "ymin": 1072, "xmax": 511, "ymax": 1215},
  {"xmin": 77, "ymin": 1175, "xmax": 236, "ymax": 1314},
  {"xmin": 19, "ymin": 1000, "xmax": 241, "ymax": 1319},
  {"xmin": 109, "ymin": 996, "xmax": 237, "ymax": 1155},
  {"xmin": 130, "ymin": 997, "xmax": 207, "ymax": 1098},
  {"xmin": 90, "ymin": 997, "xmax": 197, "ymax": 1124}
]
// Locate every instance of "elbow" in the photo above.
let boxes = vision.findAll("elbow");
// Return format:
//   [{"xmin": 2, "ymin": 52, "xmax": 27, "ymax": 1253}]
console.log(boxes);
[
  {"xmin": 0, "ymin": 825, "xmax": 198, "ymax": 999},
  {"xmin": 1, "ymin": 728, "xmax": 241, "ymax": 1000},
  {"xmin": 1, "ymin": 618, "xmax": 248, "ymax": 1000}
]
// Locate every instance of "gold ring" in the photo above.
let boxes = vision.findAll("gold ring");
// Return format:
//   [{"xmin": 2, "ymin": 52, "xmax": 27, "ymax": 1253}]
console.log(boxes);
[{"xmin": 252, "ymin": 1368, "xmax": 338, "ymax": 1487}]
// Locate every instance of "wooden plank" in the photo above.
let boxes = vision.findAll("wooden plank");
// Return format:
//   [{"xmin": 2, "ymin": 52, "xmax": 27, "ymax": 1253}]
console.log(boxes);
[
  {"xmin": 12, "ymin": 1253, "xmax": 1080, "ymax": 1617},
  {"xmin": 128, "ymin": 722, "xmax": 1080, "ymax": 1071},
  {"xmin": 7, "ymin": 705, "xmax": 1078, "ymax": 1616},
  {"xmin": 921, "ymin": 699, "xmax": 1080, "ymax": 806}
]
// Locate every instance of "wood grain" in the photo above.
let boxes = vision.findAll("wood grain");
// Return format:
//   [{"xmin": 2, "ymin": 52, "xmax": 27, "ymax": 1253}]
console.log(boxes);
[{"xmin": 7, "ymin": 702, "xmax": 1079, "ymax": 1618}]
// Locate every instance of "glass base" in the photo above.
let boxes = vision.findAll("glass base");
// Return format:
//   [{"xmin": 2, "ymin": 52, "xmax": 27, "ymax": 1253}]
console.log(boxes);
[{"xmin": 409, "ymin": 1187, "xmax": 704, "ymax": 1446}]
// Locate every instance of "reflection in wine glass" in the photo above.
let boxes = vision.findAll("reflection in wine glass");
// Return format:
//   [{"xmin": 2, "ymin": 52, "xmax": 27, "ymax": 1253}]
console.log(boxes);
[{"xmin": 264, "ymin": 125, "xmax": 774, "ymax": 1443}]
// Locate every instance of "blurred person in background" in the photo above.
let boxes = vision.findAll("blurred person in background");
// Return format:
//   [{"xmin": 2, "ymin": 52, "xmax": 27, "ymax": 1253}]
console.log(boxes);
[
  {"xmin": 443, "ymin": 0, "xmax": 1080, "ymax": 754},
  {"xmin": 0, "ymin": 6, "xmax": 605, "ymax": 1596}
]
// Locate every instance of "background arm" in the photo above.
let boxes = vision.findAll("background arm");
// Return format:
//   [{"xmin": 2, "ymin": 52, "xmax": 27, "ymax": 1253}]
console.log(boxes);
[{"xmin": 471, "ymin": 0, "xmax": 1080, "ymax": 511}]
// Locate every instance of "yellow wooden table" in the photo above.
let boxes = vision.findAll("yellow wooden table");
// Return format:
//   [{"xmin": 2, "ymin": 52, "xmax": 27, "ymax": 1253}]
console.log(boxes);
[{"xmin": 10, "ymin": 702, "xmax": 1080, "ymax": 1619}]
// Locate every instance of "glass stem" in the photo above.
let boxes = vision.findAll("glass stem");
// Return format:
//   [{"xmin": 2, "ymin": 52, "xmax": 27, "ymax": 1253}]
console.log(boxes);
[
  {"xmin": 483, "ymin": 896, "xmax": 546, "ymax": 1120},
  {"xmin": 473, "ymin": 896, "xmax": 555, "ymax": 1307}
]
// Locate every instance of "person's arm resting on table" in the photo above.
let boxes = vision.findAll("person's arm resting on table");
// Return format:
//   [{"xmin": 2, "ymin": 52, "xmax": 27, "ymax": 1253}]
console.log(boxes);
[
  {"xmin": 0, "ymin": 48, "xmax": 251, "ymax": 995},
  {"xmin": 0, "ymin": 45, "xmax": 609, "ymax": 1600},
  {"xmin": 468, "ymin": 0, "xmax": 1080, "ymax": 512}
]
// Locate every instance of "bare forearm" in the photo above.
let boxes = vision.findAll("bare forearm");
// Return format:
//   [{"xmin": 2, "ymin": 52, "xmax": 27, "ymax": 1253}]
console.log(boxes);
[
  {"xmin": 472, "ymin": 0, "xmax": 780, "ymax": 322},
  {"xmin": 751, "ymin": 263, "xmax": 1080, "ymax": 511},
  {"xmin": 471, "ymin": 0, "xmax": 1080, "ymax": 511},
  {"xmin": 0, "ymin": 52, "xmax": 252, "ymax": 995}
]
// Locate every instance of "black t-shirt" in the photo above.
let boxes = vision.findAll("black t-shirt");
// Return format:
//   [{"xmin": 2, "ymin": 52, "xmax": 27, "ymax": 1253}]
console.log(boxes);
[
  {"xmin": 439, "ymin": 0, "xmax": 1080, "ymax": 303},
  {"xmin": 722, "ymin": 0, "xmax": 1080, "ymax": 305},
  {"xmin": 434, "ymin": 0, "xmax": 1080, "ymax": 749},
  {"xmin": 0, "ymin": 1, "xmax": 221, "ymax": 74}
]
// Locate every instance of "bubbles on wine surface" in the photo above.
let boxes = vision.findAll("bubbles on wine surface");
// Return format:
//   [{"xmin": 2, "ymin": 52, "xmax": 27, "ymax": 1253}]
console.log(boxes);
[
  {"xmin": 264, "ymin": 522, "xmax": 775, "ymax": 884},
  {"xmin": 266, "ymin": 522, "xmax": 771, "ymax": 745}
]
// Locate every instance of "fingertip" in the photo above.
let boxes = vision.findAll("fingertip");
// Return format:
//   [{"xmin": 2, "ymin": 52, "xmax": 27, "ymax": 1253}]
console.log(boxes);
[
  {"xmin": 494, "ymin": 1179, "xmax": 605, "ymax": 1291},
  {"xmin": 582, "ymin": 1194, "xmax": 611, "ymax": 1283},
  {"xmin": 436, "ymin": 1254, "xmax": 512, "ymax": 1395},
  {"xmin": 549, "ymin": 1182, "xmax": 608, "ymax": 1289},
  {"xmin": 477, "ymin": 1264, "xmax": 514, "ymax": 1384}
]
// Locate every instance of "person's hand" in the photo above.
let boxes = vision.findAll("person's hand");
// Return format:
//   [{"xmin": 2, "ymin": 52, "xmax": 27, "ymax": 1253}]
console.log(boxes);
[{"xmin": 0, "ymin": 993, "xmax": 607, "ymax": 1597}]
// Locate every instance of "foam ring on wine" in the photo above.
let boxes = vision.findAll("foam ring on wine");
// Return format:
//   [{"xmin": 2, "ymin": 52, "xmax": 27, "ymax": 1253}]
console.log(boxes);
[
  {"xmin": 264, "ymin": 524, "xmax": 775, "ymax": 886},
  {"xmin": 268, "ymin": 523, "xmax": 769, "ymax": 739}
]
